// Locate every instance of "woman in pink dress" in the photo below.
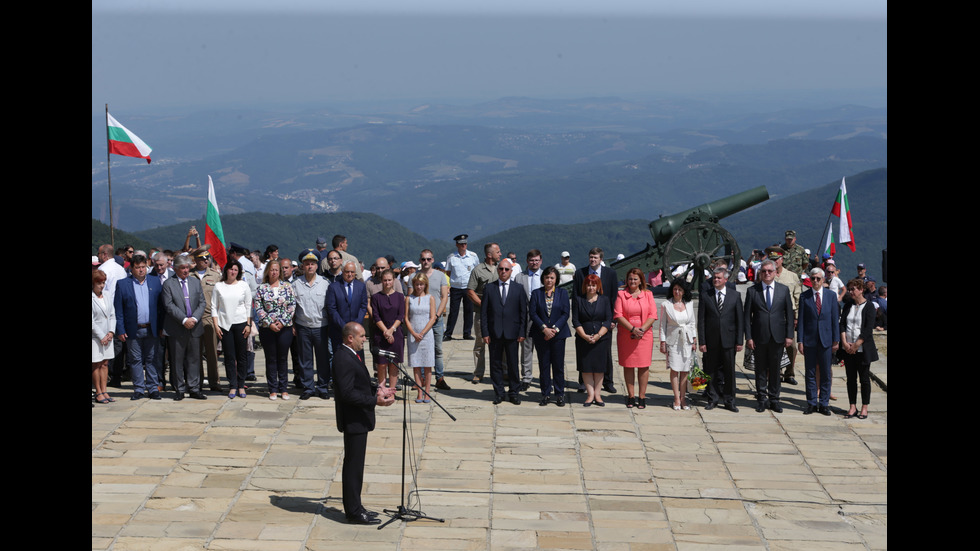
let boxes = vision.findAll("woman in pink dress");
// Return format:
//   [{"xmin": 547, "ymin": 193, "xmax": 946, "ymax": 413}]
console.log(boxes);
[{"xmin": 614, "ymin": 268, "xmax": 658, "ymax": 409}]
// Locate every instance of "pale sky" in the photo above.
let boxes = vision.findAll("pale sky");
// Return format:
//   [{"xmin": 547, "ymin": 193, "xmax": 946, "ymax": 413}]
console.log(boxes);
[{"xmin": 92, "ymin": 1, "xmax": 886, "ymax": 114}]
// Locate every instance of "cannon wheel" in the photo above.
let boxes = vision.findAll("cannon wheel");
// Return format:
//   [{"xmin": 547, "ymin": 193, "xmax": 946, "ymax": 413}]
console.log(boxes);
[{"xmin": 662, "ymin": 221, "xmax": 741, "ymax": 293}]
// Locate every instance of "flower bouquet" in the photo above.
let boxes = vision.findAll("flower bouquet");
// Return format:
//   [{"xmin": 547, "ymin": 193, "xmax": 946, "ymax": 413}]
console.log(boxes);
[{"xmin": 688, "ymin": 355, "xmax": 710, "ymax": 392}]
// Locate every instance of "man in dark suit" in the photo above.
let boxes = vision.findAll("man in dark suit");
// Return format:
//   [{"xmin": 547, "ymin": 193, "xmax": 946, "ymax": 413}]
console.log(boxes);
[
  {"xmin": 332, "ymin": 322, "xmax": 395, "ymax": 525},
  {"xmin": 160, "ymin": 254, "xmax": 207, "ymax": 400},
  {"xmin": 114, "ymin": 254, "xmax": 165, "ymax": 400},
  {"xmin": 326, "ymin": 261, "xmax": 368, "ymax": 355},
  {"xmin": 797, "ymin": 267, "xmax": 840, "ymax": 415},
  {"xmin": 481, "ymin": 259, "xmax": 528, "ymax": 404},
  {"xmin": 572, "ymin": 247, "xmax": 619, "ymax": 393},
  {"xmin": 743, "ymin": 259, "xmax": 795, "ymax": 413},
  {"xmin": 697, "ymin": 267, "xmax": 743, "ymax": 412}
]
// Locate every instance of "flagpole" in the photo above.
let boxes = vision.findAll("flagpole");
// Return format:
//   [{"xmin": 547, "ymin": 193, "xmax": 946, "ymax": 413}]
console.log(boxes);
[{"xmin": 105, "ymin": 103, "xmax": 114, "ymax": 249}]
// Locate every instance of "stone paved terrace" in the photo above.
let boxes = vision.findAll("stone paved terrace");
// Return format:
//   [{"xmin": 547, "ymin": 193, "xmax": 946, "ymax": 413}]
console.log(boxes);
[{"xmin": 93, "ymin": 297, "xmax": 886, "ymax": 550}]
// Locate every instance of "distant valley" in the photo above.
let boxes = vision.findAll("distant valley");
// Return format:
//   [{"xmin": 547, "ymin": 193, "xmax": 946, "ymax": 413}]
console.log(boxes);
[{"xmin": 92, "ymin": 96, "xmax": 885, "ymax": 241}]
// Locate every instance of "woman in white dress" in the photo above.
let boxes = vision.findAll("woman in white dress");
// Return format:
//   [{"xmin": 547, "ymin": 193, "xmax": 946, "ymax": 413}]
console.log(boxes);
[
  {"xmin": 658, "ymin": 279, "xmax": 697, "ymax": 410},
  {"xmin": 92, "ymin": 270, "xmax": 116, "ymax": 404},
  {"xmin": 404, "ymin": 273, "xmax": 437, "ymax": 403}
]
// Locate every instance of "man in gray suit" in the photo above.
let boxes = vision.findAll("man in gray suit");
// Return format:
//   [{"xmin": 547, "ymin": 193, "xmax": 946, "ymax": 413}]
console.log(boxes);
[
  {"xmin": 698, "ymin": 266, "xmax": 743, "ymax": 412},
  {"xmin": 743, "ymin": 259, "xmax": 794, "ymax": 413},
  {"xmin": 161, "ymin": 254, "xmax": 207, "ymax": 400}
]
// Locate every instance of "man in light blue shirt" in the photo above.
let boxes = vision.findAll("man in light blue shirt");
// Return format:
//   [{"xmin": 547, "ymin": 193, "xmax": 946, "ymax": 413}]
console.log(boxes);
[
  {"xmin": 292, "ymin": 250, "xmax": 333, "ymax": 400},
  {"xmin": 444, "ymin": 234, "xmax": 479, "ymax": 341}
]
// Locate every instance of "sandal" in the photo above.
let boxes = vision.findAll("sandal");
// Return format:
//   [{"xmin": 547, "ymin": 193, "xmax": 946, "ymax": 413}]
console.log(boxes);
[
  {"xmin": 626, "ymin": 396, "xmax": 636, "ymax": 408},
  {"xmin": 104, "ymin": 393, "xmax": 115, "ymax": 402},
  {"xmin": 95, "ymin": 392, "xmax": 110, "ymax": 404},
  {"xmin": 637, "ymin": 398, "xmax": 646, "ymax": 409}
]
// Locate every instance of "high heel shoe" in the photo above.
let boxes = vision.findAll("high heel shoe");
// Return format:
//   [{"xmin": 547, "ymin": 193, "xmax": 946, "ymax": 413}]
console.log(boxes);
[{"xmin": 626, "ymin": 396, "xmax": 636, "ymax": 408}]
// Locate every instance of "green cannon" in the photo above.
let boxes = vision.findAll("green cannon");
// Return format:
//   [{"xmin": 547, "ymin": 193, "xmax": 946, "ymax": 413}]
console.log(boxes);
[{"xmin": 607, "ymin": 186, "xmax": 770, "ymax": 295}]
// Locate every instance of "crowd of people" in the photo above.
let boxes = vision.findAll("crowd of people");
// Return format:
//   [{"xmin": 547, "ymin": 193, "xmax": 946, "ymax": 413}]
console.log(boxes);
[{"xmin": 93, "ymin": 226, "xmax": 884, "ymax": 420}]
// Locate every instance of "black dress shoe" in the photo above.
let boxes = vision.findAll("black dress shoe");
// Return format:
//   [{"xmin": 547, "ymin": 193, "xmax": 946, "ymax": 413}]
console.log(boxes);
[
  {"xmin": 245, "ymin": 375, "xmax": 257, "ymax": 382},
  {"xmin": 300, "ymin": 390, "xmax": 314, "ymax": 400},
  {"xmin": 131, "ymin": 392, "xmax": 145, "ymax": 401},
  {"xmin": 784, "ymin": 377, "xmax": 798, "ymax": 385},
  {"xmin": 443, "ymin": 335, "xmax": 453, "ymax": 341},
  {"xmin": 705, "ymin": 401, "xmax": 718, "ymax": 410},
  {"xmin": 769, "ymin": 402, "xmax": 783, "ymax": 413},
  {"xmin": 555, "ymin": 396, "xmax": 565, "ymax": 407},
  {"xmin": 347, "ymin": 511, "xmax": 381, "ymax": 525},
  {"xmin": 435, "ymin": 378, "xmax": 452, "ymax": 390},
  {"xmin": 462, "ymin": 335, "xmax": 475, "ymax": 340},
  {"xmin": 819, "ymin": 405, "xmax": 832, "ymax": 416},
  {"xmin": 317, "ymin": 390, "xmax": 331, "ymax": 400},
  {"xmin": 493, "ymin": 396, "xmax": 504, "ymax": 405},
  {"xmin": 174, "ymin": 393, "xmax": 185, "ymax": 401},
  {"xmin": 803, "ymin": 405, "xmax": 816, "ymax": 415},
  {"xmin": 520, "ymin": 382, "xmax": 531, "ymax": 391},
  {"xmin": 755, "ymin": 402, "xmax": 767, "ymax": 412},
  {"xmin": 149, "ymin": 392, "xmax": 161, "ymax": 400},
  {"xmin": 726, "ymin": 403, "xmax": 739, "ymax": 413},
  {"xmin": 509, "ymin": 396, "xmax": 521, "ymax": 405},
  {"xmin": 360, "ymin": 508, "xmax": 380, "ymax": 518},
  {"xmin": 604, "ymin": 383, "xmax": 617, "ymax": 394},
  {"xmin": 539, "ymin": 396, "xmax": 551, "ymax": 406},
  {"xmin": 189, "ymin": 391, "xmax": 207, "ymax": 400}
]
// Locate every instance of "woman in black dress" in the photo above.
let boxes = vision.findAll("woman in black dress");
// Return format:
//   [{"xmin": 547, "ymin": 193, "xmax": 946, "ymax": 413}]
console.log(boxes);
[{"xmin": 572, "ymin": 274, "xmax": 613, "ymax": 406}]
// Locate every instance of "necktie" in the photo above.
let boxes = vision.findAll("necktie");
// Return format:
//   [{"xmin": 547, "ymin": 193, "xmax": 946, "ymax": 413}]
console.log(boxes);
[
  {"xmin": 765, "ymin": 285, "xmax": 772, "ymax": 309},
  {"xmin": 815, "ymin": 289, "xmax": 822, "ymax": 315},
  {"xmin": 501, "ymin": 281, "xmax": 508, "ymax": 304},
  {"xmin": 347, "ymin": 283, "xmax": 352, "ymax": 304},
  {"xmin": 717, "ymin": 290, "xmax": 723, "ymax": 311},
  {"xmin": 181, "ymin": 279, "xmax": 192, "ymax": 317}
]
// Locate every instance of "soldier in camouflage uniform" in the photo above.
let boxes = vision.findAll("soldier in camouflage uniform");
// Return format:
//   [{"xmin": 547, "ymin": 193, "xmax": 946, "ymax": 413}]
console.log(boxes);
[{"xmin": 778, "ymin": 230, "xmax": 808, "ymax": 276}]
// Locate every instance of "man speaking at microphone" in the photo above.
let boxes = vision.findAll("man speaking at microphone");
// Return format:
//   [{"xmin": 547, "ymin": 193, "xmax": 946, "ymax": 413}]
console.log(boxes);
[{"xmin": 333, "ymin": 322, "xmax": 395, "ymax": 524}]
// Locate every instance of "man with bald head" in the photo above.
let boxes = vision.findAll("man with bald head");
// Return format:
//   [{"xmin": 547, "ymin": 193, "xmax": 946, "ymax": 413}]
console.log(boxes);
[
  {"xmin": 481, "ymin": 258, "xmax": 528, "ymax": 404},
  {"xmin": 326, "ymin": 261, "xmax": 368, "ymax": 355}
]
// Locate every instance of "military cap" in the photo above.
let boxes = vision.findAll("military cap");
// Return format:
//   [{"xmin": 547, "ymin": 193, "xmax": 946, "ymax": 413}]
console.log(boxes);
[{"xmin": 454, "ymin": 234, "xmax": 468, "ymax": 244}]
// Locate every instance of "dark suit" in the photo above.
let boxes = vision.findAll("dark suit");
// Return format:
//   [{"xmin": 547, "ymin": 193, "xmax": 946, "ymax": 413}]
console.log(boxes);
[
  {"xmin": 326, "ymin": 279, "xmax": 368, "ymax": 353},
  {"xmin": 114, "ymin": 275, "xmax": 165, "ymax": 395},
  {"xmin": 481, "ymin": 278, "xmax": 528, "ymax": 400},
  {"xmin": 161, "ymin": 275, "xmax": 206, "ymax": 395},
  {"xmin": 572, "ymin": 265, "xmax": 619, "ymax": 385},
  {"xmin": 697, "ymin": 285, "xmax": 743, "ymax": 406},
  {"xmin": 743, "ymin": 281, "xmax": 794, "ymax": 406},
  {"xmin": 797, "ymin": 287, "xmax": 840, "ymax": 408},
  {"xmin": 529, "ymin": 287, "xmax": 571, "ymax": 398},
  {"xmin": 332, "ymin": 344, "xmax": 377, "ymax": 519}
]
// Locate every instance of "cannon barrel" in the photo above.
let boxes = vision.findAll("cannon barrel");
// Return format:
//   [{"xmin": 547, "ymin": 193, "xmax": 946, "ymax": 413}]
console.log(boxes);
[{"xmin": 648, "ymin": 185, "xmax": 770, "ymax": 245}]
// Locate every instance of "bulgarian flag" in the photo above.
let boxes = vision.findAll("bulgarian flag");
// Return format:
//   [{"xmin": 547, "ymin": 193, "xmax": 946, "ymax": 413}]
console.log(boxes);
[
  {"xmin": 830, "ymin": 177, "xmax": 856, "ymax": 252},
  {"xmin": 106, "ymin": 112, "xmax": 152, "ymax": 163},
  {"xmin": 823, "ymin": 226, "xmax": 835, "ymax": 257},
  {"xmin": 205, "ymin": 176, "xmax": 228, "ymax": 269}
]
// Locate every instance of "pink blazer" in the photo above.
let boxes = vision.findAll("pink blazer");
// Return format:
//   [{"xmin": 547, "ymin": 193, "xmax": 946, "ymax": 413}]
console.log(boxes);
[{"xmin": 614, "ymin": 289, "xmax": 658, "ymax": 324}]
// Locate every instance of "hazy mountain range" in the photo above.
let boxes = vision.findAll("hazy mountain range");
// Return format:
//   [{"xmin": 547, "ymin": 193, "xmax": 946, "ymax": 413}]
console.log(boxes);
[{"xmin": 92, "ymin": 96, "xmax": 886, "ymax": 241}]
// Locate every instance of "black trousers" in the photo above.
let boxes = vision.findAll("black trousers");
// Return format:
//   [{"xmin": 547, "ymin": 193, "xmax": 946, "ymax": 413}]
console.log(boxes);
[
  {"xmin": 842, "ymin": 354, "xmax": 872, "ymax": 405},
  {"xmin": 704, "ymin": 345, "xmax": 736, "ymax": 404},
  {"xmin": 752, "ymin": 340, "xmax": 784, "ymax": 404},
  {"xmin": 342, "ymin": 431, "xmax": 368, "ymax": 518},
  {"xmin": 489, "ymin": 337, "xmax": 520, "ymax": 398},
  {"xmin": 446, "ymin": 287, "xmax": 473, "ymax": 337}
]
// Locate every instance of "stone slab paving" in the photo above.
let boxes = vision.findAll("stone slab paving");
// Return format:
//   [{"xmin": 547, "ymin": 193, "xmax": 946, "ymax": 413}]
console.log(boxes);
[{"xmin": 94, "ymin": 302, "xmax": 885, "ymax": 550}]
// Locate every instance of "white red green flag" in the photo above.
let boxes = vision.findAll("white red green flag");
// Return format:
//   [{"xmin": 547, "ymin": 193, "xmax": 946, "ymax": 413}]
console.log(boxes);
[
  {"xmin": 822, "ymin": 226, "xmax": 835, "ymax": 257},
  {"xmin": 206, "ymin": 176, "xmax": 228, "ymax": 269},
  {"xmin": 106, "ymin": 112, "xmax": 152, "ymax": 163},
  {"xmin": 830, "ymin": 177, "xmax": 856, "ymax": 252}
]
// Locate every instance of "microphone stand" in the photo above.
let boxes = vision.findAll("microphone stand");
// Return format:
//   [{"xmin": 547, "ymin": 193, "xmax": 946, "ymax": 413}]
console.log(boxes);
[{"xmin": 376, "ymin": 350, "xmax": 454, "ymax": 528}]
